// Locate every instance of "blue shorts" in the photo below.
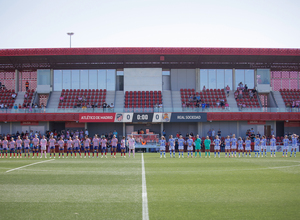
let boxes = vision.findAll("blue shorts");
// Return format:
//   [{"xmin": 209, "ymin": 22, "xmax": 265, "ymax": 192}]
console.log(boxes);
[
  {"xmin": 25, "ymin": 147, "xmax": 29, "ymax": 150},
  {"xmin": 59, "ymin": 147, "xmax": 64, "ymax": 151},
  {"xmin": 112, "ymin": 146, "xmax": 117, "ymax": 149},
  {"xmin": 120, "ymin": 147, "xmax": 126, "ymax": 150},
  {"xmin": 67, "ymin": 147, "xmax": 72, "ymax": 151},
  {"xmin": 84, "ymin": 146, "xmax": 89, "ymax": 150},
  {"xmin": 74, "ymin": 147, "xmax": 80, "ymax": 151},
  {"xmin": 3, "ymin": 148, "xmax": 7, "ymax": 151},
  {"xmin": 33, "ymin": 146, "xmax": 39, "ymax": 150},
  {"xmin": 238, "ymin": 146, "xmax": 244, "ymax": 150},
  {"xmin": 102, "ymin": 147, "xmax": 107, "ymax": 150},
  {"xmin": 10, "ymin": 148, "xmax": 15, "ymax": 151},
  {"xmin": 93, "ymin": 146, "xmax": 99, "ymax": 150},
  {"xmin": 50, "ymin": 146, "xmax": 55, "ymax": 149},
  {"xmin": 17, "ymin": 147, "xmax": 22, "ymax": 150}
]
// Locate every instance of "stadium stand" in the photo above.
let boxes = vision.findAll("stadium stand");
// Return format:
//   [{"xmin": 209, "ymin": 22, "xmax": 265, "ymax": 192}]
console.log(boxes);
[
  {"xmin": 58, "ymin": 89, "xmax": 107, "ymax": 108},
  {"xmin": 0, "ymin": 89, "xmax": 16, "ymax": 109},
  {"xmin": 280, "ymin": 89, "xmax": 300, "ymax": 107},
  {"xmin": 180, "ymin": 88, "xmax": 228, "ymax": 109},
  {"xmin": 235, "ymin": 89, "xmax": 260, "ymax": 109},
  {"xmin": 124, "ymin": 91, "xmax": 162, "ymax": 109},
  {"xmin": 22, "ymin": 89, "xmax": 35, "ymax": 108}
]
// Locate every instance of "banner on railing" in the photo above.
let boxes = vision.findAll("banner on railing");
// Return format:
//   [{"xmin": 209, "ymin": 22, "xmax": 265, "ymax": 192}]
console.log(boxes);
[{"xmin": 79, "ymin": 113, "xmax": 116, "ymax": 122}]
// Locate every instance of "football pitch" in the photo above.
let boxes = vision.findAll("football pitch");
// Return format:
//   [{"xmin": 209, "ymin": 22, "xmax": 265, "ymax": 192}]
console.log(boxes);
[{"xmin": 0, "ymin": 153, "xmax": 300, "ymax": 220}]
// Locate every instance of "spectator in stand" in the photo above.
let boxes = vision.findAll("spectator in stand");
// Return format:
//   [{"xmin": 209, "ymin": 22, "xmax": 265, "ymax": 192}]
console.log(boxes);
[
  {"xmin": 202, "ymin": 85, "xmax": 206, "ymax": 91},
  {"xmin": 60, "ymin": 96, "xmax": 64, "ymax": 102},
  {"xmin": 103, "ymin": 102, "xmax": 107, "ymax": 108},
  {"xmin": 25, "ymin": 81, "xmax": 29, "ymax": 91},
  {"xmin": 225, "ymin": 102, "xmax": 229, "ymax": 110},
  {"xmin": 196, "ymin": 93, "xmax": 201, "ymax": 101},
  {"xmin": 238, "ymin": 102, "xmax": 242, "ymax": 111},
  {"xmin": 14, "ymin": 104, "xmax": 18, "ymax": 110},
  {"xmin": 238, "ymin": 89, "xmax": 243, "ymax": 99},
  {"xmin": 18, "ymin": 104, "xmax": 22, "ymax": 109},
  {"xmin": 12, "ymin": 93, "xmax": 16, "ymax": 99},
  {"xmin": 257, "ymin": 131, "xmax": 261, "ymax": 138},
  {"xmin": 202, "ymin": 102, "xmax": 206, "ymax": 111},
  {"xmin": 182, "ymin": 102, "xmax": 186, "ymax": 108},
  {"xmin": 24, "ymin": 93, "xmax": 28, "ymax": 99},
  {"xmin": 242, "ymin": 103, "xmax": 246, "ymax": 108},
  {"xmin": 226, "ymin": 85, "xmax": 230, "ymax": 97},
  {"xmin": 234, "ymin": 91, "xmax": 238, "ymax": 100},
  {"xmin": 110, "ymin": 103, "xmax": 114, "ymax": 109},
  {"xmin": 249, "ymin": 90, "xmax": 254, "ymax": 100},
  {"xmin": 244, "ymin": 84, "xmax": 248, "ymax": 91}
]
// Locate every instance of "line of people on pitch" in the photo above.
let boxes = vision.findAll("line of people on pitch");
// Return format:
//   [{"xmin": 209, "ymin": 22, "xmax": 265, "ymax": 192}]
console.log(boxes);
[
  {"xmin": 0, "ymin": 134, "xmax": 137, "ymax": 159},
  {"xmin": 156, "ymin": 134, "xmax": 298, "ymax": 158}
]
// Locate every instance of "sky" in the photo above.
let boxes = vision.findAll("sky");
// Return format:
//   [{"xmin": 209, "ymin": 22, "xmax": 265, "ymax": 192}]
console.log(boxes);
[{"xmin": 0, "ymin": 0, "xmax": 299, "ymax": 49}]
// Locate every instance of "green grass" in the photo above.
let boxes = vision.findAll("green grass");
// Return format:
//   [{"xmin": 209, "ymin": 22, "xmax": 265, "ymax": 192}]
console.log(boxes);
[{"xmin": 0, "ymin": 152, "xmax": 300, "ymax": 220}]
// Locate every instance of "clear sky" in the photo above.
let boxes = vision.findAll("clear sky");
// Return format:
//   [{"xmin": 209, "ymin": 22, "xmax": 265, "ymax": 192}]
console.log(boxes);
[{"xmin": 0, "ymin": 0, "xmax": 299, "ymax": 49}]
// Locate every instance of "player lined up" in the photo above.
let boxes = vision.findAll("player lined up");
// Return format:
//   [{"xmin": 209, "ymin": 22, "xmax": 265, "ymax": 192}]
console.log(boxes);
[{"xmin": 0, "ymin": 134, "xmax": 135, "ymax": 159}]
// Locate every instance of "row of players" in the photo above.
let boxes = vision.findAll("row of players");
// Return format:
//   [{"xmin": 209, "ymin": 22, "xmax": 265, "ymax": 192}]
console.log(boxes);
[
  {"xmin": 1, "ymin": 133, "xmax": 298, "ymax": 159},
  {"xmin": 158, "ymin": 134, "xmax": 299, "ymax": 158},
  {"xmin": 0, "ymin": 135, "xmax": 136, "ymax": 159}
]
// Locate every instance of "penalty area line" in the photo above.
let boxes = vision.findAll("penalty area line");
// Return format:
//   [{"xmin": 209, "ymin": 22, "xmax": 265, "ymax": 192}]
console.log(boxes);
[
  {"xmin": 142, "ymin": 153, "xmax": 149, "ymax": 220},
  {"xmin": 6, "ymin": 159, "xmax": 55, "ymax": 173}
]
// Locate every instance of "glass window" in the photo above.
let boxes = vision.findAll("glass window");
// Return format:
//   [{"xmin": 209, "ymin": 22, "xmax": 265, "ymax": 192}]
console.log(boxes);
[
  {"xmin": 71, "ymin": 70, "xmax": 80, "ymax": 89},
  {"xmin": 117, "ymin": 70, "xmax": 124, "ymax": 76},
  {"xmin": 235, "ymin": 70, "xmax": 245, "ymax": 90},
  {"xmin": 162, "ymin": 70, "xmax": 170, "ymax": 75},
  {"xmin": 37, "ymin": 69, "xmax": 51, "ymax": 85},
  {"xmin": 106, "ymin": 69, "xmax": 116, "ymax": 91},
  {"xmin": 216, "ymin": 69, "xmax": 224, "ymax": 89},
  {"xmin": 89, "ymin": 70, "xmax": 98, "ymax": 89},
  {"xmin": 257, "ymin": 69, "xmax": 270, "ymax": 85},
  {"xmin": 200, "ymin": 69, "xmax": 208, "ymax": 90},
  {"xmin": 80, "ymin": 70, "xmax": 88, "ymax": 89},
  {"xmin": 208, "ymin": 69, "xmax": 216, "ymax": 89},
  {"xmin": 98, "ymin": 70, "xmax": 106, "ymax": 89},
  {"xmin": 62, "ymin": 70, "xmax": 71, "ymax": 90},
  {"xmin": 53, "ymin": 70, "xmax": 62, "ymax": 91},
  {"xmin": 224, "ymin": 69, "xmax": 232, "ymax": 90},
  {"xmin": 245, "ymin": 69, "xmax": 255, "ymax": 89}
]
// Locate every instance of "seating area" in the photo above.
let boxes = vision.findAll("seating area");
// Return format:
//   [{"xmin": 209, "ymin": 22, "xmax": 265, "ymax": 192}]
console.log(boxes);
[
  {"xmin": 234, "ymin": 89, "xmax": 260, "ymax": 109},
  {"xmin": 58, "ymin": 89, "xmax": 107, "ymax": 108},
  {"xmin": 180, "ymin": 88, "xmax": 228, "ymax": 108},
  {"xmin": 22, "ymin": 89, "xmax": 35, "ymax": 108},
  {"xmin": 124, "ymin": 91, "xmax": 162, "ymax": 108},
  {"xmin": 0, "ymin": 89, "xmax": 17, "ymax": 109},
  {"xmin": 280, "ymin": 89, "xmax": 300, "ymax": 107}
]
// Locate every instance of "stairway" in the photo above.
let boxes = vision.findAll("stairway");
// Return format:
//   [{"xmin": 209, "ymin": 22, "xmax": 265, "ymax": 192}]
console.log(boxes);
[
  {"xmin": 13, "ymin": 92, "xmax": 25, "ymax": 107},
  {"xmin": 162, "ymin": 90, "xmax": 172, "ymax": 111},
  {"xmin": 106, "ymin": 91, "xmax": 115, "ymax": 107},
  {"xmin": 226, "ymin": 91, "xmax": 237, "ymax": 109},
  {"xmin": 47, "ymin": 91, "xmax": 61, "ymax": 108},
  {"xmin": 171, "ymin": 91, "xmax": 182, "ymax": 111},
  {"xmin": 273, "ymin": 91, "xmax": 285, "ymax": 108},
  {"xmin": 115, "ymin": 91, "xmax": 124, "ymax": 109}
]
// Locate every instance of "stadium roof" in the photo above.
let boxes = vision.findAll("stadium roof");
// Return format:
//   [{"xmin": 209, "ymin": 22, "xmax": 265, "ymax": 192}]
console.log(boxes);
[{"xmin": 0, "ymin": 47, "xmax": 300, "ymax": 71}]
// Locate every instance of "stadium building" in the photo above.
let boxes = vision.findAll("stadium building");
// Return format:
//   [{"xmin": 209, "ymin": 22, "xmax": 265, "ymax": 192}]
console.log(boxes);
[{"xmin": 0, "ymin": 47, "xmax": 300, "ymax": 142}]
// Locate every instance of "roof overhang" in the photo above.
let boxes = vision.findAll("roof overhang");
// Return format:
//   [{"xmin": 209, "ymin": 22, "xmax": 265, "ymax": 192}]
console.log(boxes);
[{"xmin": 0, "ymin": 47, "xmax": 300, "ymax": 71}]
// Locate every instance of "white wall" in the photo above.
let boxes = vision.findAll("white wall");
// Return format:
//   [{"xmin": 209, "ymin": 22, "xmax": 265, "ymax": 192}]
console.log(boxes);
[
  {"xmin": 171, "ymin": 69, "xmax": 196, "ymax": 91},
  {"xmin": 124, "ymin": 68, "xmax": 162, "ymax": 92}
]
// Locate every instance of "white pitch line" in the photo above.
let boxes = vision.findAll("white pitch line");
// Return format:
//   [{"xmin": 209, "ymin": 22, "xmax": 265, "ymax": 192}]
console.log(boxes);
[
  {"xmin": 6, "ymin": 159, "xmax": 55, "ymax": 173},
  {"xmin": 142, "ymin": 153, "xmax": 149, "ymax": 220}
]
